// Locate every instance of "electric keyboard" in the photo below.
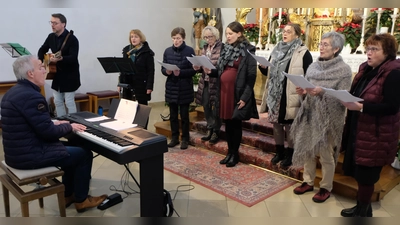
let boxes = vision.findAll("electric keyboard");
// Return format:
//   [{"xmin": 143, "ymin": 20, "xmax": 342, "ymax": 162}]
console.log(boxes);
[{"xmin": 61, "ymin": 112, "xmax": 167, "ymax": 164}]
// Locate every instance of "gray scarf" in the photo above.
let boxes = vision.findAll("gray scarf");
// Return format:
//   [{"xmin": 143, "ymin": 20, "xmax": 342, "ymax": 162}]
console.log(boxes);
[
  {"xmin": 290, "ymin": 56, "xmax": 352, "ymax": 167},
  {"xmin": 267, "ymin": 38, "xmax": 302, "ymax": 121},
  {"xmin": 217, "ymin": 41, "xmax": 248, "ymax": 75}
]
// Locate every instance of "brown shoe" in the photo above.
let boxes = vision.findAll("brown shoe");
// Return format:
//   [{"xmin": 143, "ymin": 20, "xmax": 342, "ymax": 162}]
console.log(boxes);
[
  {"xmin": 75, "ymin": 194, "xmax": 108, "ymax": 213},
  {"xmin": 65, "ymin": 195, "xmax": 75, "ymax": 208}
]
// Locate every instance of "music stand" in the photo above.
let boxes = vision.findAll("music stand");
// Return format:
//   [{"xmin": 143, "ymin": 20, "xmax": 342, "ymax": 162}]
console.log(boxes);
[
  {"xmin": 97, "ymin": 57, "xmax": 137, "ymax": 100},
  {"xmin": 0, "ymin": 43, "xmax": 31, "ymax": 57}
]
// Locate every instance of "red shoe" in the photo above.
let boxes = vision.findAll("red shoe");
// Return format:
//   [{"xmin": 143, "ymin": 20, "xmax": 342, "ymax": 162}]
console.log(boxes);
[
  {"xmin": 312, "ymin": 188, "xmax": 331, "ymax": 203},
  {"xmin": 293, "ymin": 182, "xmax": 314, "ymax": 195}
]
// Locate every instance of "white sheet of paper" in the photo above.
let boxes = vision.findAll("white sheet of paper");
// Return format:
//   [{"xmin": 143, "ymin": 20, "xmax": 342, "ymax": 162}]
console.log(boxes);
[
  {"xmin": 157, "ymin": 60, "xmax": 180, "ymax": 71},
  {"xmin": 189, "ymin": 55, "xmax": 216, "ymax": 69},
  {"xmin": 247, "ymin": 49, "xmax": 274, "ymax": 67},
  {"xmin": 186, "ymin": 56, "xmax": 201, "ymax": 67},
  {"xmin": 99, "ymin": 120, "xmax": 137, "ymax": 131},
  {"xmin": 283, "ymin": 72, "xmax": 315, "ymax": 89},
  {"xmin": 85, "ymin": 116, "xmax": 110, "ymax": 122},
  {"xmin": 99, "ymin": 99, "xmax": 139, "ymax": 131},
  {"xmin": 322, "ymin": 88, "xmax": 364, "ymax": 102}
]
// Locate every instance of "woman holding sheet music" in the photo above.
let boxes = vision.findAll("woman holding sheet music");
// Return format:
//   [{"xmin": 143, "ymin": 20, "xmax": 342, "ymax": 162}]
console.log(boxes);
[
  {"xmin": 161, "ymin": 27, "xmax": 196, "ymax": 150},
  {"xmin": 193, "ymin": 26, "xmax": 223, "ymax": 145},
  {"xmin": 290, "ymin": 31, "xmax": 352, "ymax": 203},
  {"xmin": 339, "ymin": 33, "xmax": 400, "ymax": 217},
  {"xmin": 204, "ymin": 21, "xmax": 259, "ymax": 167},
  {"xmin": 258, "ymin": 23, "xmax": 313, "ymax": 168}
]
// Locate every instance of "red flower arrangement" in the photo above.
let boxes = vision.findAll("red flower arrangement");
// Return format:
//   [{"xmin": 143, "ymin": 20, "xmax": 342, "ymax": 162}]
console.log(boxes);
[
  {"xmin": 336, "ymin": 22, "xmax": 362, "ymax": 49},
  {"xmin": 243, "ymin": 23, "xmax": 260, "ymax": 42},
  {"xmin": 272, "ymin": 12, "xmax": 288, "ymax": 28}
]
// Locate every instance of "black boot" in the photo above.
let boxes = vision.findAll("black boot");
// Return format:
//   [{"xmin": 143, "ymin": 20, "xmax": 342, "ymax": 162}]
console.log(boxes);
[
  {"xmin": 167, "ymin": 138, "xmax": 180, "ymax": 147},
  {"xmin": 353, "ymin": 203, "xmax": 371, "ymax": 217},
  {"xmin": 341, "ymin": 202, "xmax": 373, "ymax": 217},
  {"xmin": 226, "ymin": 151, "xmax": 239, "ymax": 167},
  {"xmin": 281, "ymin": 148, "xmax": 294, "ymax": 167},
  {"xmin": 271, "ymin": 145, "xmax": 285, "ymax": 165},
  {"xmin": 201, "ymin": 129, "xmax": 213, "ymax": 141},
  {"xmin": 209, "ymin": 132, "xmax": 219, "ymax": 144},
  {"xmin": 219, "ymin": 153, "xmax": 232, "ymax": 164}
]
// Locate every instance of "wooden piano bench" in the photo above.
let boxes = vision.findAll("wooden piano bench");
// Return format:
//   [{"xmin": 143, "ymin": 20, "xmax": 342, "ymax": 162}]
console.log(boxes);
[
  {"xmin": 86, "ymin": 90, "xmax": 120, "ymax": 115},
  {"xmin": 0, "ymin": 160, "xmax": 66, "ymax": 217}
]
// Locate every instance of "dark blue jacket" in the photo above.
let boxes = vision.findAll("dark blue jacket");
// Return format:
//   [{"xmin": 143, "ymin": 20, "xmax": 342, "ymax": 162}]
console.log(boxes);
[
  {"xmin": 1, "ymin": 80, "xmax": 71, "ymax": 169},
  {"xmin": 161, "ymin": 42, "xmax": 196, "ymax": 104}
]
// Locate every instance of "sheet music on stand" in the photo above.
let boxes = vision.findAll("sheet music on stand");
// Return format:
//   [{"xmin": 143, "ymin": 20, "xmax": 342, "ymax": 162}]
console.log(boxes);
[
  {"xmin": 100, "ymin": 99, "xmax": 139, "ymax": 131},
  {"xmin": 0, "ymin": 43, "xmax": 31, "ymax": 57}
]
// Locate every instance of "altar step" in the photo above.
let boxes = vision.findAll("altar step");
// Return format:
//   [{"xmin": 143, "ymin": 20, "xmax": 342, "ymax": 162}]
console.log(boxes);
[{"xmin": 153, "ymin": 106, "xmax": 400, "ymax": 201}]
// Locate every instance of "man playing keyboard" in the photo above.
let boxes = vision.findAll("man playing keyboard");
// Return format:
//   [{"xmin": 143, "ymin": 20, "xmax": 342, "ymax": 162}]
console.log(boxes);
[{"xmin": 1, "ymin": 55, "xmax": 107, "ymax": 213}]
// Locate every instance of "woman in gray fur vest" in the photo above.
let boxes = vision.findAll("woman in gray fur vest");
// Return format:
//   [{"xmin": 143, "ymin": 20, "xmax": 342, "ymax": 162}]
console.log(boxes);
[{"xmin": 291, "ymin": 32, "xmax": 352, "ymax": 203}]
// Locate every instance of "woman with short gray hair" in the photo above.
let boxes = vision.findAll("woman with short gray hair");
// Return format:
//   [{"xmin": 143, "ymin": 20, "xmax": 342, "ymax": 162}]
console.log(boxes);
[
  {"xmin": 194, "ymin": 25, "xmax": 223, "ymax": 144},
  {"xmin": 291, "ymin": 31, "xmax": 352, "ymax": 203}
]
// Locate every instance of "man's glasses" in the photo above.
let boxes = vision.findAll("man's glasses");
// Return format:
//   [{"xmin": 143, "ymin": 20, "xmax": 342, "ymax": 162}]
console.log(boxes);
[
  {"xmin": 366, "ymin": 47, "xmax": 381, "ymax": 53},
  {"xmin": 49, "ymin": 21, "xmax": 59, "ymax": 25}
]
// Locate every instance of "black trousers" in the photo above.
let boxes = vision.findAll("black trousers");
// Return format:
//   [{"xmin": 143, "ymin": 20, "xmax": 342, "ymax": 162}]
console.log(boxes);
[
  {"xmin": 224, "ymin": 119, "xmax": 242, "ymax": 153},
  {"xmin": 169, "ymin": 103, "xmax": 190, "ymax": 141}
]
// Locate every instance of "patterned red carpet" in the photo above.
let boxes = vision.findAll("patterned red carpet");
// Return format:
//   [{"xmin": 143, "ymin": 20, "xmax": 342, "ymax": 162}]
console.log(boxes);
[{"xmin": 164, "ymin": 146, "xmax": 297, "ymax": 207}]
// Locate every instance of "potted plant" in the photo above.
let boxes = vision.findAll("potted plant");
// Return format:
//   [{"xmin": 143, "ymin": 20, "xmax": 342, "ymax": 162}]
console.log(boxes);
[
  {"xmin": 243, "ymin": 23, "xmax": 260, "ymax": 44},
  {"xmin": 336, "ymin": 22, "xmax": 362, "ymax": 51},
  {"xmin": 193, "ymin": 72, "xmax": 201, "ymax": 92}
]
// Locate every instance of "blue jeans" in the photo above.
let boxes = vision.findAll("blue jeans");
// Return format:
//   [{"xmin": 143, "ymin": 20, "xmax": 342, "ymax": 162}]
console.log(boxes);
[
  {"xmin": 53, "ymin": 90, "xmax": 76, "ymax": 117},
  {"xmin": 44, "ymin": 145, "xmax": 93, "ymax": 202}
]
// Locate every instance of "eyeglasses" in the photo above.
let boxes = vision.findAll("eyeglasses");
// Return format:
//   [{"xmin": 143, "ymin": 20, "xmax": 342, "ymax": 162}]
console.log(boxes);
[
  {"xmin": 366, "ymin": 47, "xmax": 381, "ymax": 53},
  {"xmin": 318, "ymin": 42, "xmax": 331, "ymax": 48},
  {"xmin": 49, "ymin": 21, "xmax": 59, "ymax": 25},
  {"xmin": 203, "ymin": 35, "xmax": 214, "ymax": 40},
  {"xmin": 282, "ymin": 30, "xmax": 293, "ymax": 34}
]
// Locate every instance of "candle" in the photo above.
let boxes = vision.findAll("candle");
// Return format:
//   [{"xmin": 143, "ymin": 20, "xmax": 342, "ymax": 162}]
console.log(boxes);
[
  {"xmin": 278, "ymin": 8, "xmax": 282, "ymax": 20},
  {"xmin": 363, "ymin": 8, "xmax": 368, "ymax": 17},
  {"xmin": 338, "ymin": 8, "xmax": 342, "ymax": 16},
  {"xmin": 334, "ymin": 8, "xmax": 337, "ymax": 17},
  {"xmin": 346, "ymin": 8, "xmax": 351, "ymax": 17},
  {"xmin": 307, "ymin": 8, "xmax": 311, "ymax": 16},
  {"xmin": 259, "ymin": 8, "xmax": 263, "ymax": 21},
  {"xmin": 289, "ymin": 8, "xmax": 293, "ymax": 14},
  {"xmin": 297, "ymin": 8, "xmax": 300, "ymax": 14},
  {"xmin": 302, "ymin": 8, "xmax": 305, "ymax": 15},
  {"xmin": 394, "ymin": 8, "xmax": 398, "ymax": 15},
  {"xmin": 269, "ymin": 8, "xmax": 273, "ymax": 17}
]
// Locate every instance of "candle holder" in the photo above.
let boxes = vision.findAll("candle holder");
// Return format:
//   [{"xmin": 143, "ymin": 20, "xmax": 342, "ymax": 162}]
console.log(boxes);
[
  {"xmin": 390, "ymin": 14, "xmax": 399, "ymax": 35},
  {"xmin": 355, "ymin": 14, "xmax": 367, "ymax": 54},
  {"xmin": 375, "ymin": 9, "xmax": 384, "ymax": 33},
  {"xmin": 256, "ymin": 18, "xmax": 263, "ymax": 49},
  {"xmin": 265, "ymin": 15, "xmax": 274, "ymax": 50}
]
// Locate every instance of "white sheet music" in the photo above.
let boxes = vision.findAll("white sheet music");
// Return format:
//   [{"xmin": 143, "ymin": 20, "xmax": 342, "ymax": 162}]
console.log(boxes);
[
  {"xmin": 85, "ymin": 116, "xmax": 110, "ymax": 122},
  {"xmin": 322, "ymin": 88, "xmax": 364, "ymax": 102},
  {"xmin": 186, "ymin": 55, "xmax": 216, "ymax": 69},
  {"xmin": 283, "ymin": 72, "xmax": 315, "ymax": 89},
  {"xmin": 247, "ymin": 49, "xmax": 274, "ymax": 67},
  {"xmin": 100, "ymin": 99, "xmax": 138, "ymax": 131},
  {"xmin": 157, "ymin": 60, "xmax": 180, "ymax": 71}
]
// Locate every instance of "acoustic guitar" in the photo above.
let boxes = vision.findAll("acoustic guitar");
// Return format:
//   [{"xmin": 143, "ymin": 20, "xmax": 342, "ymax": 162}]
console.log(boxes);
[{"xmin": 44, "ymin": 53, "xmax": 57, "ymax": 80}]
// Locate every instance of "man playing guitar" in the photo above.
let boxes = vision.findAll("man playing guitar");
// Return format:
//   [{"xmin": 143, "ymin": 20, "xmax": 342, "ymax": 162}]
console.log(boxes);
[{"xmin": 38, "ymin": 13, "xmax": 80, "ymax": 117}]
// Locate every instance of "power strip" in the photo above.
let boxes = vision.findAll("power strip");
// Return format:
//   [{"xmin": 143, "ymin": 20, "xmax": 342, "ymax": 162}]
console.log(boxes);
[{"xmin": 97, "ymin": 193, "xmax": 123, "ymax": 210}]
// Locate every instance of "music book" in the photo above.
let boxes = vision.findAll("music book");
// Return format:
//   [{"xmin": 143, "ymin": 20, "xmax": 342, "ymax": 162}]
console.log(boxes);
[
  {"xmin": 283, "ymin": 72, "xmax": 315, "ymax": 89},
  {"xmin": 186, "ymin": 55, "xmax": 216, "ymax": 69},
  {"xmin": 0, "ymin": 43, "xmax": 31, "ymax": 57},
  {"xmin": 100, "ymin": 99, "xmax": 138, "ymax": 131},
  {"xmin": 321, "ymin": 88, "xmax": 364, "ymax": 102},
  {"xmin": 247, "ymin": 49, "xmax": 274, "ymax": 67},
  {"xmin": 157, "ymin": 60, "xmax": 180, "ymax": 71}
]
